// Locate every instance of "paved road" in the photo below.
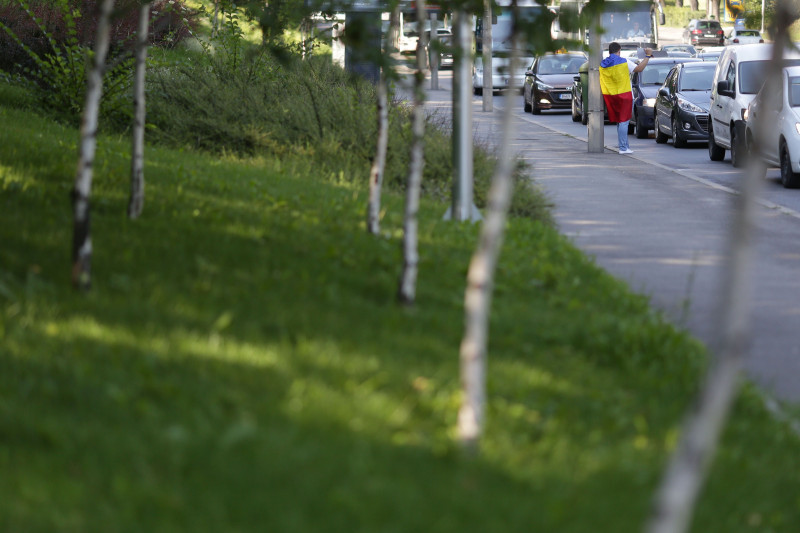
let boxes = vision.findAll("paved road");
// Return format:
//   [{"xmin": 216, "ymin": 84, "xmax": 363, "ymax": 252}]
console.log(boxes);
[{"xmin": 408, "ymin": 30, "xmax": 800, "ymax": 404}]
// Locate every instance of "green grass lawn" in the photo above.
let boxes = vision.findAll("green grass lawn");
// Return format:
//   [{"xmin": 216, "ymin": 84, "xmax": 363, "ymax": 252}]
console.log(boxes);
[{"xmin": 1, "ymin": 85, "xmax": 800, "ymax": 532}]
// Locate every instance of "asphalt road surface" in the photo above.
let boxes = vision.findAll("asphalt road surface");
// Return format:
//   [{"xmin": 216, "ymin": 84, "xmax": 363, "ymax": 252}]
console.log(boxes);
[{"xmin": 406, "ymin": 29, "xmax": 800, "ymax": 405}]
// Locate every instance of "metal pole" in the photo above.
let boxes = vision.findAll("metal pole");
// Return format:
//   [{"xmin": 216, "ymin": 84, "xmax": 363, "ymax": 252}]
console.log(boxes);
[
  {"xmin": 587, "ymin": 10, "xmax": 604, "ymax": 153},
  {"xmin": 449, "ymin": 8, "xmax": 474, "ymax": 221},
  {"xmin": 761, "ymin": 0, "xmax": 765, "ymax": 34}
]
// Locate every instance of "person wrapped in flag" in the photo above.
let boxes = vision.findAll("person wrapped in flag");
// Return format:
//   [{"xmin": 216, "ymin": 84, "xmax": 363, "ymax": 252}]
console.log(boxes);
[{"xmin": 599, "ymin": 42, "xmax": 653, "ymax": 154}]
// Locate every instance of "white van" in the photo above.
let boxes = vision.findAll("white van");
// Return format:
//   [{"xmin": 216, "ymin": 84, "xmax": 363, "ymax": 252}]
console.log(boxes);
[{"xmin": 708, "ymin": 43, "xmax": 800, "ymax": 166}]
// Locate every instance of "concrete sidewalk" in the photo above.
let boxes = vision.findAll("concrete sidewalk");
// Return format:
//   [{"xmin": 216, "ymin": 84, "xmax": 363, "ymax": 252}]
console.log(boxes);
[{"xmin": 421, "ymin": 88, "xmax": 800, "ymax": 404}]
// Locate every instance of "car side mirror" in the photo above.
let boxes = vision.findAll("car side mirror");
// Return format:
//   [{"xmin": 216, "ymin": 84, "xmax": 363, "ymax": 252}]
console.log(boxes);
[
  {"xmin": 717, "ymin": 80, "xmax": 734, "ymax": 97},
  {"xmin": 658, "ymin": 87, "xmax": 669, "ymax": 97},
  {"xmin": 573, "ymin": 75, "xmax": 580, "ymax": 82},
  {"xmin": 525, "ymin": 70, "xmax": 533, "ymax": 77}
]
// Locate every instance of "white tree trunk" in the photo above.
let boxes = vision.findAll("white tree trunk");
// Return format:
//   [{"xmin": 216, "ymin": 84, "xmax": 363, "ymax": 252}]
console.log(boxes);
[
  {"xmin": 645, "ymin": 5, "xmax": 796, "ymax": 531},
  {"xmin": 128, "ymin": 1, "xmax": 150, "ymax": 220},
  {"xmin": 396, "ymin": 0, "xmax": 428, "ymax": 304},
  {"xmin": 367, "ymin": 5, "xmax": 398, "ymax": 235},
  {"xmin": 71, "ymin": 0, "xmax": 115, "ymax": 290},
  {"xmin": 457, "ymin": 7, "xmax": 520, "ymax": 449}
]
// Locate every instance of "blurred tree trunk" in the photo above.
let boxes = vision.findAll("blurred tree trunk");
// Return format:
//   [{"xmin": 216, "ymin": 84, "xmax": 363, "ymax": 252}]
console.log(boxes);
[
  {"xmin": 708, "ymin": 0, "xmax": 720, "ymax": 20},
  {"xmin": 213, "ymin": 0, "xmax": 220, "ymax": 37},
  {"xmin": 367, "ymin": 4, "xmax": 398, "ymax": 235},
  {"xmin": 481, "ymin": 0, "xmax": 493, "ymax": 111},
  {"xmin": 688, "ymin": 0, "xmax": 698, "ymax": 11},
  {"xmin": 388, "ymin": 5, "xmax": 400, "ymax": 50},
  {"xmin": 128, "ymin": 1, "xmax": 150, "ymax": 220},
  {"xmin": 71, "ymin": 0, "xmax": 115, "ymax": 290},
  {"xmin": 397, "ymin": 0, "xmax": 428, "ymax": 304},
  {"xmin": 675, "ymin": 0, "xmax": 684, "ymax": 9},
  {"xmin": 457, "ymin": 0, "xmax": 520, "ymax": 449},
  {"xmin": 645, "ymin": 4, "xmax": 797, "ymax": 532}
]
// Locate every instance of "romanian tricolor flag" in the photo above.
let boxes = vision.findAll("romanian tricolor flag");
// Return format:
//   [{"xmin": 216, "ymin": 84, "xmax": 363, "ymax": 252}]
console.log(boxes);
[{"xmin": 599, "ymin": 55, "xmax": 633, "ymax": 123}]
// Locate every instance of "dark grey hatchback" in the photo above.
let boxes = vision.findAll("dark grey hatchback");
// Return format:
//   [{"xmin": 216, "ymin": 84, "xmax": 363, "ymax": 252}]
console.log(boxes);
[
  {"xmin": 523, "ymin": 52, "xmax": 587, "ymax": 114},
  {"xmin": 653, "ymin": 61, "xmax": 716, "ymax": 147},
  {"xmin": 630, "ymin": 57, "xmax": 700, "ymax": 139}
]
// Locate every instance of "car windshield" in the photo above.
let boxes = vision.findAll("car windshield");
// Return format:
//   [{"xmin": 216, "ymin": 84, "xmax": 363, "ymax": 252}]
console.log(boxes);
[
  {"xmin": 789, "ymin": 76, "xmax": 800, "ymax": 107},
  {"xmin": 538, "ymin": 55, "xmax": 586, "ymax": 74},
  {"xmin": 740, "ymin": 59, "xmax": 800, "ymax": 93},
  {"xmin": 697, "ymin": 21, "xmax": 720, "ymax": 30},
  {"xmin": 639, "ymin": 64, "xmax": 678, "ymax": 85},
  {"xmin": 679, "ymin": 66, "xmax": 715, "ymax": 91}
]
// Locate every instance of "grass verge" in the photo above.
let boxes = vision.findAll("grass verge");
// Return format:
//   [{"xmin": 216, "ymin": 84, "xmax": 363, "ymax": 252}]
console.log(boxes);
[{"xmin": 1, "ymin": 84, "xmax": 800, "ymax": 532}]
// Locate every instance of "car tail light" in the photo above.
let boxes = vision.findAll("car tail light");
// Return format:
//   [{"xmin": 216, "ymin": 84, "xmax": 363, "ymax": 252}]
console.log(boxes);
[
  {"xmin": 717, "ymin": 30, "xmax": 724, "ymax": 36},
  {"xmin": 733, "ymin": 38, "xmax": 739, "ymax": 43},
  {"xmin": 759, "ymin": 39, "xmax": 764, "ymax": 43},
  {"xmin": 692, "ymin": 29, "xmax": 702, "ymax": 35}
]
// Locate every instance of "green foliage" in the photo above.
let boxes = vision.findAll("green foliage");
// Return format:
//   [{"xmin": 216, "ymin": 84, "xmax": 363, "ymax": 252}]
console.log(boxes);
[
  {"xmin": 3, "ymin": 96, "xmax": 800, "ymax": 531},
  {"xmin": 663, "ymin": 5, "xmax": 707, "ymax": 28},
  {"xmin": 146, "ymin": 15, "xmax": 551, "ymax": 223},
  {"xmin": 0, "ymin": 0, "xmax": 132, "ymax": 124}
]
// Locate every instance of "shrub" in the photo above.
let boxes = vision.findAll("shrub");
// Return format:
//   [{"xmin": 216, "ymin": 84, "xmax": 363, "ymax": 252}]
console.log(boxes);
[
  {"xmin": 0, "ymin": 0, "xmax": 198, "ymax": 125},
  {"xmin": 0, "ymin": 0, "xmax": 197, "ymax": 75},
  {"xmin": 145, "ymin": 48, "xmax": 552, "ymax": 224}
]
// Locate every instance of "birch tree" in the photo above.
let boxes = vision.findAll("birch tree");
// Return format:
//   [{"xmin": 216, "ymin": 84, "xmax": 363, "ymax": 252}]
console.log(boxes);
[
  {"xmin": 71, "ymin": 0, "xmax": 115, "ymax": 290},
  {"xmin": 457, "ymin": 0, "xmax": 521, "ymax": 448},
  {"xmin": 128, "ymin": 0, "xmax": 150, "ymax": 219},
  {"xmin": 645, "ymin": 3, "xmax": 797, "ymax": 531},
  {"xmin": 396, "ymin": 0, "xmax": 428, "ymax": 304},
  {"xmin": 367, "ymin": 3, "xmax": 399, "ymax": 235}
]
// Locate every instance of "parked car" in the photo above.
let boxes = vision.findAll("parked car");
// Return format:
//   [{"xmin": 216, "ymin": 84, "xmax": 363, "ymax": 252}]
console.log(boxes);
[
  {"xmin": 653, "ymin": 61, "xmax": 717, "ymax": 146},
  {"xmin": 745, "ymin": 66, "xmax": 800, "ymax": 187},
  {"xmin": 683, "ymin": 19, "xmax": 724, "ymax": 47},
  {"xmin": 473, "ymin": 53, "xmax": 534, "ymax": 95},
  {"xmin": 725, "ymin": 28, "xmax": 764, "ymax": 46},
  {"xmin": 424, "ymin": 28, "xmax": 453, "ymax": 68},
  {"xmin": 708, "ymin": 43, "xmax": 800, "ymax": 167},
  {"xmin": 571, "ymin": 59, "xmax": 618, "ymax": 124},
  {"xmin": 629, "ymin": 57, "xmax": 701, "ymax": 138},
  {"xmin": 697, "ymin": 49, "xmax": 725, "ymax": 62},
  {"xmin": 661, "ymin": 44, "xmax": 697, "ymax": 57},
  {"xmin": 571, "ymin": 60, "xmax": 591, "ymax": 124},
  {"xmin": 523, "ymin": 52, "xmax": 587, "ymax": 114}
]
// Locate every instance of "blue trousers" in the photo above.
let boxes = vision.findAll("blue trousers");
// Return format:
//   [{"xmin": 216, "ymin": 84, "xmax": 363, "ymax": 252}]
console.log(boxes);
[{"xmin": 617, "ymin": 121, "xmax": 630, "ymax": 151}]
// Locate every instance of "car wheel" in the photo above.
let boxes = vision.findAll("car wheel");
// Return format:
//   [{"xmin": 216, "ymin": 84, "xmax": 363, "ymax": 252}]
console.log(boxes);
[
  {"xmin": 581, "ymin": 103, "xmax": 588, "ymax": 125},
  {"xmin": 730, "ymin": 123, "xmax": 747, "ymax": 168},
  {"xmin": 780, "ymin": 144, "xmax": 800, "ymax": 188},
  {"xmin": 532, "ymin": 98, "xmax": 541, "ymax": 115},
  {"xmin": 571, "ymin": 96, "xmax": 580, "ymax": 122},
  {"xmin": 672, "ymin": 116, "xmax": 687, "ymax": 148},
  {"xmin": 708, "ymin": 125, "xmax": 725, "ymax": 161},
  {"xmin": 473, "ymin": 86, "xmax": 482, "ymax": 96},
  {"xmin": 635, "ymin": 112, "xmax": 648, "ymax": 139},
  {"xmin": 654, "ymin": 115, "xmax": 668, "ymax": 144},
  {"xmin": 523, "ymin": 92, "xmax": 531, "ymax": 113}
]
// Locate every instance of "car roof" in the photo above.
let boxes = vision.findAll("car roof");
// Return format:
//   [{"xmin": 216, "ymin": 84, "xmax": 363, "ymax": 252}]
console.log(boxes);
[
  {"xmin": 720, "ymin": 43, "xmax": 790, "ymax": 62},
  {"xmin": 636, "ymin": 57, "xmax": 702, "ymax": 64},
  {"xmin": 678, "ymin": 61, "xmax": 716, "ymax": 69}
]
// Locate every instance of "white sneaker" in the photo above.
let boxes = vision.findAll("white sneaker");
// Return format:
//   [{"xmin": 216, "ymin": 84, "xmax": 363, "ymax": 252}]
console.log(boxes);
[{"xmin": 619, "ymin": 148, "xmax": 634, "ymax": 154}]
